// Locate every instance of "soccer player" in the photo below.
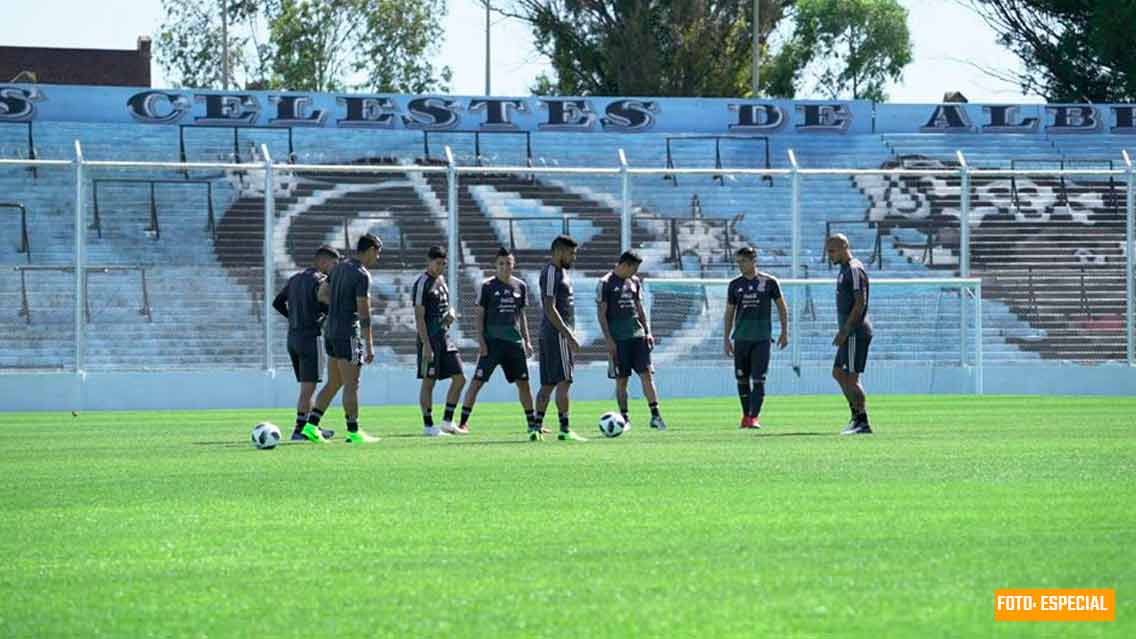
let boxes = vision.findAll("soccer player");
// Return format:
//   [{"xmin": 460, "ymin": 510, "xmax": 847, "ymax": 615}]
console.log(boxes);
[
  {"xmin": 723, "ymin": 246, "xmax": 789, "ymax": 429},
  {"xmin": 412, "ymin": 246, "xmax": 466, "ymax": 436},
  {"xmin": 457, "ymin": 247, "xmax": 537, "ymax": 432},
  {"xmin": 308, "ymin": 233, "xmax": 382, "ymax": 444},
  {"xmin": 272, "ymin": 244, "xmax": 341, "ymax": 442},
  {"xmin": 826, "ymin": 234, "xmax": 873, "ymax": 435},
  {"xmin": 596, "ymin": 250, "xmax": 667, "ymax": 431},
  {"xmin": 534, "ymin": 234, "xmax": 587, "ymax": 442}
]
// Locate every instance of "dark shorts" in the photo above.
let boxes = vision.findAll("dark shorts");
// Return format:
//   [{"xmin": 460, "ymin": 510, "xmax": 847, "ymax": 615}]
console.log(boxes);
[
  {"xmin": 734, "ymin": 340, "xmax": 771, "ymax": 381},
  {"xmin": 539, "ymin": 331, "xmax": 574, "ymax": 386},
  {"xmin": 288, "ymin": 333, "xmax": 324, "ymax": 383},
  {"xmin": 417, "ymin": 332, "xmax": 464, "ymax": 380},
  {"xmin": 835, "ymin": 332, "xmax": 872, "ymax": 374},
  {"xmin": 475, "ymin": 339, "xmax": 530, "ymax": 384},
  {"xmin": 608, "ymin": 337, "xmax": 653, "ymax": 379},
  {"xmin": 324, "ymin": 333, "xmax": 364, "ymax": 366}
]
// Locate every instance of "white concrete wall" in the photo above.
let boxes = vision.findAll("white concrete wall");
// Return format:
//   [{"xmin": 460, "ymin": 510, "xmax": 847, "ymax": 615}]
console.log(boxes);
[{"xmin": 2, "ymin": 362, "xmax": 1133, "ymax": 411}]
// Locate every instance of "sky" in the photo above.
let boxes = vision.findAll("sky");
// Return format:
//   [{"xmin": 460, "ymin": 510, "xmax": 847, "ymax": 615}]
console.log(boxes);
[{"xmin": 3, "ymin": 0, "xmax": 1043, "ymax": 103}]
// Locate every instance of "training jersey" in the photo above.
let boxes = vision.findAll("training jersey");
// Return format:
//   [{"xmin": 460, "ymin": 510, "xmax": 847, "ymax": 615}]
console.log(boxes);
[
  {"xmin": 325, "ymin": 258, "xmax": 371, "ymax": 339},
  {"xmin": 596, "ymin": 271, "xmax": 646, "ymax": 341},
  {"xmin": 477, "ymin": 275, "xmax": 527, "ymax": 343},
  {"xmin": 727, "ymin": 272, "xmax": 782, "ymax": 342},
  {"xmin": 836, "ymin": 259, "xmax": 873, "ymax": 336},
  {"xmin": 411, "ymin": 271, "xmax": 452, "ymax": 337},
  {"xmin": 539, "ymin": 263, "xmax": 575, "ymax": 332},
  {"xmin": 272, "ymin": 267, "xmax": 327, "ymax": 338}
]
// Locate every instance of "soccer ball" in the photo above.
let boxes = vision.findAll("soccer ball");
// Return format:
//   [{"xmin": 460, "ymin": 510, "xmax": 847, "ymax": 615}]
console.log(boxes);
[
  {"xmin": 251, "ymin": 422, "xmax": 281, "ymax": 449},
  {"xmin": 598, "ymin": 412, "xmax": 626, "ymax": 438}
]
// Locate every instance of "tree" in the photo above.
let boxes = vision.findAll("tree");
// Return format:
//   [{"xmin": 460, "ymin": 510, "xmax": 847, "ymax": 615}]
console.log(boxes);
[
  {"xmin": 765, "ymin": 0, "xmax": 912, "ymax": 101},
  {"xmin": 501, "ymin": 1, "xmax": 794, "ymax": 97},
  {"xmin": 155, "ymin": 0, "xmax": 451, "ymax": 93},
  {"xmin": 967, "ymin": 0, "xmax": 1136, "ymax": 102}
]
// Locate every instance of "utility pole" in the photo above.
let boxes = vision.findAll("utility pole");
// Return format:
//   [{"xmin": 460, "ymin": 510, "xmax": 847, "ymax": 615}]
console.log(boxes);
[
  {"xmin": 221, "ymin": 0, "xmax": 230, "ymax": 90},
  {"xmin": 484, "ymin": 1, "xmax": 492, "ymax": 95},
  {"xmin": 752, "ymin": 0, "xmax": 760, "ymax": 96}
]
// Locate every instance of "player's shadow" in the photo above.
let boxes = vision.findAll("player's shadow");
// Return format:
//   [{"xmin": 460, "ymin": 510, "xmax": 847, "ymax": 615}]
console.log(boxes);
[{"xmin": 757, "ymin": 431, "xmax": 833, "ymax": 438}]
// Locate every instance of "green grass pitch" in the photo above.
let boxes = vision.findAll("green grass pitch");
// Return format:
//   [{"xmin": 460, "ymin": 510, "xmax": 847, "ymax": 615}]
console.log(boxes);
[{"xmin": 1, "ymin": 395, "xmax": 1132, "ymax": 638}]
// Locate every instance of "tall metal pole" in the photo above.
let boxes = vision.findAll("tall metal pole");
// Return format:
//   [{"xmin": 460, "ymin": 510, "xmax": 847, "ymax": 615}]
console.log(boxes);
[
  {"xmin": 956, "ymin": 150, "xmax": 971, "ymax": 367},
  {"xmin": 619, "ymin": 148, "xmax": 631, "ymax": 253},
  {"xmin": 975, "ymin": 283, "xmax": 984, "ymax": 395},
  {"xmin": 752, "ymin": 0, "xmax": 760, "ymax": 95},
  {"xmin": 1124, "ymin": 149, "xmax": 1134, "ymax": 366},
  {"xmin": 485, "ymin": 1, "xmax": 492, "ymax": 95},
  {"xmin": 262, "ymin": 145, "xmax": 274, "ymax": 371},
  {"xmin": 221, "ymin": 0, "xmax": 230, "ymax": 90},
  {"xmin": 73, "ymin": 140, "xmax": 85, "ymax": 374},
  {"xmin": 445, "ymin": 146, "xmax": 459, "ymax": 292},
  {"xmin": 788, "ymin": 149, "xmax": 801, "ymax": 372}
]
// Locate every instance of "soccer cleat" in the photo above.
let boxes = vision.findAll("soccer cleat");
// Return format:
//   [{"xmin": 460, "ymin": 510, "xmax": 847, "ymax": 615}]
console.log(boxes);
[
  {"xmin": 622, "ymin": 420, "xmax": 632, "ymax": 433},
  {"xmin": 528, "ymin": 429, "xmax": 544, "ymax": 442},
  {"xmin": 440, "ymin": 421, "xmax": 467, "ymax": 435},
  {"xmin": 345, "ymin": 430, "xmax": 380, "ymax": 444},
  {"xmin": 319, "ymin": 428, "xmax": 335, "ymax": 440},
  {"xmin": 650, "ymin": 416, "xmax": 667, "ymax": 431},
  {"xmin": 423, "ymin": 426, "xmax": 451, "ymax": 437},
  {"xmin": 740, "ymin": 416, "xmax": 760, "ymax": 430},
  {"xmin": 841, "ymin": 422, "xmax": 873, "ymax": 436},
  {"xmin": 301, "ymin": 423, "xmax": 329, "ymax": 442},
  {"xmin": 290, "ymin": 430, "xmax": 308, "ymax": 442},
  {"xmin": 557, "ymin": 430, "xmax": 588, "ymax": 442}
]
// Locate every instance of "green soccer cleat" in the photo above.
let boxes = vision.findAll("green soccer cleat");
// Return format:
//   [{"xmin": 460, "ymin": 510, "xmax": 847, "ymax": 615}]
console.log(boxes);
[
  {"xmin": 301, "ymin": 423, "xmax": 328, "ymax": 443},
  {"xmin": 344, "ymin": 430, "xmax": 380, "ymax": 444},
  {"xmin": 557, "ymin": 430, "xmax": 588, "ymax": 442},
  {"xmin": 528, "ymin": 429, "xmax": 544, "ymax": 442}
]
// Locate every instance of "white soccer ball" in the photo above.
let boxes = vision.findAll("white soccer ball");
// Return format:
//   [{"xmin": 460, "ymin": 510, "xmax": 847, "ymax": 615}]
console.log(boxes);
[
  {"xmin": 598, "ymin": 412, "xmax": 626, "ymax": 438},
  {"xmin": 251, "ymin": 422, "xmax": 281, "ymax": 449}
]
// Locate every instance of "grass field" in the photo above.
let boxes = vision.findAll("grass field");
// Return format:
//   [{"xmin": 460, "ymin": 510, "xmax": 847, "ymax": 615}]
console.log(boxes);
[{"xmin": 1, "ymin": 395, "xmax": 1132, "ymax": 638}]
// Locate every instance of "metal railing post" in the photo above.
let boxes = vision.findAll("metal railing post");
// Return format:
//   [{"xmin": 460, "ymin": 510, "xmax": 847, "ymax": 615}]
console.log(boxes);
[
  {"xmin": 956, "ymin": 150, "xmax": 971, "ymax": 366},
  {"xmin": 619, "ymin": 148, "xmax": 631, "ymax": 253},
  {"xmin": 261, "ymin": 145, "xmax": 275, "ymax": 372},
  {"xmin": 445, "ymin": 146, "xmax": 459, "ymax": 292},
  {"xmin": 1124, "ymin": 149, "xmax": 1134, "ymax": 366},
  {"xmin": 788, "ymin": 149, "xmax": 802, "ymax": 372},
  {"xmin": 975, "ymin": 282, "xmax": 984, "ymax": 395},
  {"xmin": 74, "ymin": 141, "xmax": 85, "ymax": 374}
]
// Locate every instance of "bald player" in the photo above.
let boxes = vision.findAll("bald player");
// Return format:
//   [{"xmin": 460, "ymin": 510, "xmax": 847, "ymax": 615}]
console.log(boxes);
[{"xmin": 826, "ymin": 234, "xmax": 873, "ymax": 435}]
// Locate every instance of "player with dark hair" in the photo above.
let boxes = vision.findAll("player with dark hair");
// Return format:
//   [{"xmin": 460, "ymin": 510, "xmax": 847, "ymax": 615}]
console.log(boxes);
[
  {"xmin": 596, "ymin": 250, "xmax": 667, "ymax": 431},
  {"xmin": 457, "ymin": 247, "xmax": 536, "ymax": 433},
  {"xmin": 412, "ymin": 245, "xmax": 466, "ymax": 436},
  {"xmin": 272, "ymin": 244, "xmax": 341, "ymax": 442},
  {"xmin": 826, "ymin": 234, "xmax": 873, "ymax": 435},
  {"xmin": 308, "ymin": 233, "xmax": 382, "ymax": 444},
  {"xmin": 534, "ymin": 234, "xmax": 586, "ymax": 441},
  {"xmin": 724, "ymin": 246, "xmax": 789, "ymax": 429}
]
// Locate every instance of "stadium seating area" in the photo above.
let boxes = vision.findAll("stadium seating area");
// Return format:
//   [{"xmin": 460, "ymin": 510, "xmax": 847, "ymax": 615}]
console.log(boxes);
[{"xmin": 0, "ymin": 118, "xmax": 1130, "ymax": 371}]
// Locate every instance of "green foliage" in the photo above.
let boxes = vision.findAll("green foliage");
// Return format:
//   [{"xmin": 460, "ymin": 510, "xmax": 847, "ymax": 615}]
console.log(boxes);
[
  {"xmin": 969, "ymin": 0, "xmax": 1136, "ymax": 102},
  {"xmin": 156, "ymin": 0, "xmax": 451, "ymax": 92},
  {"xmin": 766, "ymin": 0, "xmax": 913, "ymax": 101},
  {"xmin": 1, "ymin": 396, "xmax": 1133, "ymax": 637}
]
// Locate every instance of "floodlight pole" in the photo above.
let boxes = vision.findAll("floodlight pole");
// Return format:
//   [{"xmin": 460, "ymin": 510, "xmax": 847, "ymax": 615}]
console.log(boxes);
[
  {"xmin": 1124, "ymin": 149, "xmax": 1134, "ymax": 366},
  {"xmin": 752, "ymin": 0, "xmax": 760, "ymax": 95},
  {"xmin": 484, "ymin": 1, "xmax": 491, "ymax": 95},
  {"xmin": 788, "ymin": 148, "xmax": 801, "ymax": 372},
  {"xmin": 221, "ymin": 0, "xmax": 230, "ymax": 90},
  {"xmin": 73, "ymin": 140, "xmax": 85, "ymax": 375},
  {"xmin": 619, "ymin": 148, "xmax": 631, "ymax": 253},
  {"xmin": 262, "ymin": 145, "xmax": 274, "ymax": 372},
  {"xmin": 957, "ymin": 150, "xmax": 971, "ymax": 367},
  {"xmin": 445, "ymin": 146, "xmax": 459, "ymax": 293}
]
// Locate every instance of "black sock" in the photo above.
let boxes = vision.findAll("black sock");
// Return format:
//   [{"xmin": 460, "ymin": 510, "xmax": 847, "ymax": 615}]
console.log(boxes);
[
  {"xmin": 620, "ymin": 409, "xmax": 630, "ymax": 423},
  {"xmin": 649, "ymin": 402, "xmax": 660, "ymax": 418},
  {"xmin": 347, "ymin": 418, "xmax": 358, "ymax": 433},
  {"xmin": 558, "ymin": 412, "xmax": 570, "ymax": 433},
  {"xmin": 422, "ymin": 409, "xmax": 434, "ymax": 428},
  {"xmin": 849, "ymin": 402, "xmax": 857, "ymax": 419},
  {"xmin": 307, "ymin": 407, "xmax": 324, "ymax": 426},
  {"xmin": 294, "ymin": 412, "xmax": 307, "ymax": 432},
  {"xmin": 737, "ymin": 381, "xmax": 752, "ymax": 416},
  {"xmin": 460, "ymin": 405, "xmax": 473, "ymax": 427},
  {"xmin": 534, "ymin": 410, "xmax": 545, "ymax": 426},
  {"xmin": 858, "ymin": 410, "xmax": 869, "ymax": 424},
  {"xmin": 525, "ymin": 409, "xmax": 536, "ymax": 429},
  {"xmin": 750, "ymin": 380, "xmax": 766, "ymax": 419},
  {"xmin": 443, "ymin": 403, "xmax": 457, "ymax": 423}
]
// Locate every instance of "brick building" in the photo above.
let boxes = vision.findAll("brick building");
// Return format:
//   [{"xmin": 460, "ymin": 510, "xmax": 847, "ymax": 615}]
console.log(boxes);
[{"xmin": 0, "ymin": 37, "xmax": 151, "ymax": 87}]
